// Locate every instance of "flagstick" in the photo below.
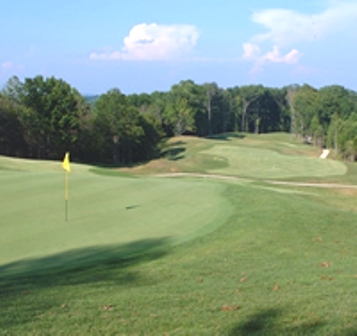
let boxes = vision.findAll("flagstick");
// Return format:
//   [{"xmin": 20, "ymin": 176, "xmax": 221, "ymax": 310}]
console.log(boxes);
[
  {"xmin": 65, "ymin": 171, "xmax": 69, "ymax": 221},
  {"xmin": 65, "ymin": 199, "xmax": 68, "ymax": 222}
]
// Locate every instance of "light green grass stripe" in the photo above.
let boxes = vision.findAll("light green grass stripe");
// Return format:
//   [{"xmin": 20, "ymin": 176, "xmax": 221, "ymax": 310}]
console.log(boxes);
[{"xmin": 201, "ymin": 145, "xmax": 347, "ymax": 179}]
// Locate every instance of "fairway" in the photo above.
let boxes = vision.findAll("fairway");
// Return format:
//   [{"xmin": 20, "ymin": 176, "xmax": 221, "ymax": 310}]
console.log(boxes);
[
  {"xmin": 128, "ymin": 133, "xmax": 349, "ymax": 181},
  {"xmin": 0, "ymin": 161, "xmax": 231, "ymax": 268},
  {"xmin": 201, "ymin": 144, "xmax": 347, "ymax": 179}
]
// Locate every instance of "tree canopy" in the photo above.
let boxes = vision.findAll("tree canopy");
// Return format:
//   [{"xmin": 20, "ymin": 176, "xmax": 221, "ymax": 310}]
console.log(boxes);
[{"xmin": 1, "ymin": 75, "xmax": 357, "ymax": 163}]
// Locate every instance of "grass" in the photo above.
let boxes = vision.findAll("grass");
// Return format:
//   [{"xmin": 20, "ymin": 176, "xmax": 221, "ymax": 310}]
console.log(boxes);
[
  {"xmin": 1, "ymin": 133, "xmax": 357, "ymax": 335},
  {"xmin": 201, "ymin": 145, "xmax": 346, "ymax": 179},
  {"xmin": 0, "ymin": 163, "xmax": 230, "ymax": 267},
  {"xmin": 122, "ymin": 133, "xmax": 348, "ymax": 181}
]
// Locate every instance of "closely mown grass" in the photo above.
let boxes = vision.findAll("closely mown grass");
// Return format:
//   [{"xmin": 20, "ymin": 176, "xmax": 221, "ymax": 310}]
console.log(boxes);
[
  {"xmin": 0, "ymin": 170, "xmax": 230, "ymax": 266},
  {"xmin": 201, "ymin": 145, "xmax": 346, "ymax": 179},
  {"xmin": 1, "ymin": 133, "xmax": 356, "ymax": 335},
  {"xmin": 121, "ymin": 133, "xmax": 348, "ymax": 181}
]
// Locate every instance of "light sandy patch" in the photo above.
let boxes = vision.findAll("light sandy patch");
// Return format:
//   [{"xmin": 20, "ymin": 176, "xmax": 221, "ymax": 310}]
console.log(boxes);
[{"xmin": 320, "ymin": 149, "xmax": 330, "ymax": 159}]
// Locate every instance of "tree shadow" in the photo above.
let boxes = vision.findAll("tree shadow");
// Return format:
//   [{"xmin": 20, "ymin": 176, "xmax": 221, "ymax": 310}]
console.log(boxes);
[
  {"xmin": 0, "ymin": 237, "xmax": 171, "ymax": 297},
  {"xmin": 161, "ymin": 147, "xmax": 186, "ymax": 161},
  {"xmin": 228, "ymin": 308, "xmax": 326, "ymax": 335},
  {"xmin": 206, "ymin": 133, "xmax": 246, "ymax": 141},
  {"xmin": 0, "ymin": 238, "xmax": 171, "ymax": 330}
]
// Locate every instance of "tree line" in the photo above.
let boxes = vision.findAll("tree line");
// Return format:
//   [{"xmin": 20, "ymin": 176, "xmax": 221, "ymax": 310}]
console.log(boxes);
[{"xmin": 1, "ymin": 76, "xmax": 357, "ymax": 164}]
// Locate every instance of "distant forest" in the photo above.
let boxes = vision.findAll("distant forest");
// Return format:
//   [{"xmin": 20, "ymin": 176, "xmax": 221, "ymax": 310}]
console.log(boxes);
[{"xmin": 1, "ymin": 75, "xmax": 357, "ymax": 164}]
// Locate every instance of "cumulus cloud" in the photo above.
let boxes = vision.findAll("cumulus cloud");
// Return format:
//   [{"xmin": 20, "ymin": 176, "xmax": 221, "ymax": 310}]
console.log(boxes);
[
  {"xmin": 243, "ymin": 43, "xmax": 302, "ymax": 70},
  {"xmin": 263, "ymin": 46, "xmax": 301, "ymax": 64},
  {"xmin": 242, "ymin": 1, "xmax": 357, "ymax": 70},
  {"xmin": 242, "ymin": 43, "xmax": 261, "ymax": 59},
  {"xmin": 252, "ymin": 1, "xmax": 357, "ymax": 47},
  {"xmin": 90, "ymin": 23, "xmax": 199, "ymax": 61}
]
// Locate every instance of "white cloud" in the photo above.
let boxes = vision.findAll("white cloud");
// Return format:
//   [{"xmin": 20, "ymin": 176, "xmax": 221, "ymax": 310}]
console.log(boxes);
[
  {"xmin": 243, "ymin": 43, "xmax": 302, "ymax": 70},
  {"xmin": 90, "ymin": 23, "xmax": 199, "ymax": 61},
  {"xmin": 263, "ymin": 46, "xmax": 301, "ymax": 64},
  {"xmin": 242, "ymin": 1, "xmax": 357, "ymax": 71},
  {"xmin": 242, "ymin": 43, "xmax": 261, "ymax": 59},
  {"xmin": 1, "ymin": 61, "xmax": 13, "ymax": 70},
  {"xmin": 251, "ymin": 1, "xmax": 357, "ymax": 47}
]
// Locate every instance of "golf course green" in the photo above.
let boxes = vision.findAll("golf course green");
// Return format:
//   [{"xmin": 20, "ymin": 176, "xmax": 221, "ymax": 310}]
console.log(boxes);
[
  {"xmin": 0, "ymin": 157, "xmax": 231, "ymax": 268},
  {"xmin": 1, "ymin": 133, "xmax": 356, "ymax": 335}
]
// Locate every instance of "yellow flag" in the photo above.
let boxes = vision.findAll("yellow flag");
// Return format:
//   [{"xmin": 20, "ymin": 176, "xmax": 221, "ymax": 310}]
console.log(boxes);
[{"xmin": 62, "ymin": 152, "xmax": 71, "ymax": 172}]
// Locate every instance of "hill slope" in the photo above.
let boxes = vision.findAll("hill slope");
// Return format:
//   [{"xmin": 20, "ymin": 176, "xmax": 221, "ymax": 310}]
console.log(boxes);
[{"xmin": 1, "ymin": 133, "xmax": 356, "ymax": 335}]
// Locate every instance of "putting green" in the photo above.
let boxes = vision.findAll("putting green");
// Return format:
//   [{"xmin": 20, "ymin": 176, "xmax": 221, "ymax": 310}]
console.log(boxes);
[
  {"xmin": 201, "ymin": 145, "xmax": 347, "ymax": 179},
  {"xmin": 0, "ymin": 162, "xmax": 231, "ymax": 266}
]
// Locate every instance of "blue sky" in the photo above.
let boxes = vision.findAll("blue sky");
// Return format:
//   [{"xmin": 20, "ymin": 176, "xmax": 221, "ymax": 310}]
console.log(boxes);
[{"xmin": 1, "ymin": 0, "xmax": 357, "ymax": 94}]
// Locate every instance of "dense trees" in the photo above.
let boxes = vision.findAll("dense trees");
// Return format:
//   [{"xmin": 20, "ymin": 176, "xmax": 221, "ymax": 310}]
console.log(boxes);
[
  {"xmin": 93, "ymin": 88, "xmax": 158, "ymax": 163},
  {"xmin": 21, "ymin": 76, "xmax": 83, "ymax": 159},
  {"xmin": 1, "ymin": 74, "xmax": 357, "ymax": 163},
  {"xmin": 290, "ymin": 84, "xmax": 357, "ymax": 159},
  {"xmin": 0, "ymin": 94, "xmax": 26, "ymax": 156}
]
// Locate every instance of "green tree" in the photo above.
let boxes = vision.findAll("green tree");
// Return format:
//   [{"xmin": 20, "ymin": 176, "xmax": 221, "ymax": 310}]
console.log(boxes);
[
  {"xmin": 19, "ymin": 76, "xmax": 82, "ymax": 159},
  {"xmin": 203, "ymin": 83, "xmax": 217, "ymax": 136},
  {"xmin": 93, "ymin": 89, "xmax": 147, "ymax": 163},
  {"xmin": 319, "ymin": 85, "xmax": 355, "ymax": 129},
  {"xmin": 1, "ymin": 76, "xmax": 24, "ymax": 103},
  {"xmin": 310, "ymin": 115, "xmax": 324, "ymax": 147},
  {"xmin": 226, "ymin": 87, "xmax": 243, "ymax": 132},
  {"xmin": 239, "ymin": 85, "xmax": 265, "ymax": 132},
  {"xmin": 292, "ymin": 84, "xmax": 321, "ymax": 139},
  {"xmin": 0, "ymin": 94, "xmax": 26, "ymax": 156},
  {"xmin": 163, "ymin": 81, "xmax": 201, "ymax": 136},
  {"xmin": 285, "ymin": 84, "xmax": 300, "ymax": 136}
]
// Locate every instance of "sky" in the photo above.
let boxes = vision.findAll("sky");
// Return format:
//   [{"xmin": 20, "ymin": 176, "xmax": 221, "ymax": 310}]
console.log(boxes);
[{"xmin": 1, "ymin": 0, "xmax": 357, "ymax": 95}]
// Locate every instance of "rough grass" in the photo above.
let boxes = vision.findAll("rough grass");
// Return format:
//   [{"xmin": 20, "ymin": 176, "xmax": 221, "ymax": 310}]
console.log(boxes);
[{"xmin": 1, "ymin": 133, "xmax": 357, "ymax": 335}]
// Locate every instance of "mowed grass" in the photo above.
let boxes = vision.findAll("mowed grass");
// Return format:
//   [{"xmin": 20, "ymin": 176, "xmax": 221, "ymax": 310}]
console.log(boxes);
[
  {"xmin": 1, "ymin": 133, "xmax": 357, "ymax": 335},
  {"xmin": 0, "ymin": 158, "xmax": 230, "ymax": 268},
  {"xmin": 201, "ymin": 145, "xmax": 346, "ymax": 179},
  {"xmin": 124, "ymin": 132, "xmax": 348, "ymax": 181}
]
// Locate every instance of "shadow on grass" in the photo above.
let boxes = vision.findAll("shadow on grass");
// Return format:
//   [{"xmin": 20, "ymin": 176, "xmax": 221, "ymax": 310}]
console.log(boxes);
[
  {"xmin": 161, "ymin": 147, "xmax": 186, "ymax": 161},
  {"xmin": 89, "ymin": 166, "xmax": 140, "ymax": 178},
  {"xmin": 0, "ymin": 238, "xmax": 171, "ymax": 330},
  {"xmin": 206, "ymin": 133, "xmax": 246, "ymax": 141},
  {"xmin": 228, "ymin": 308, "xmax": 327, "ymax": 335},
  {"xmin": 0, "ymin": 238, "xmax": 171, "ymax": 296}
]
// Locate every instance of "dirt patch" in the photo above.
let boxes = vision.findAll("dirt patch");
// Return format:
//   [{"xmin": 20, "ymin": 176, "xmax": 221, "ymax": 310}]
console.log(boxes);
[{"xmin": 332, "ymin": 189, "xmax": 357, "ymax": 197}]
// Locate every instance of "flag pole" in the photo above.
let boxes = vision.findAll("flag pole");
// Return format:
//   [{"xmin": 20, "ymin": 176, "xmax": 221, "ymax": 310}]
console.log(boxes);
[
  {"xmin": 62, "ymin": 152, "xmax": 71, "ymax": 222},
  {"xmin": 65, "ymin": 170, "xmax": 69, "ymax": 222}
]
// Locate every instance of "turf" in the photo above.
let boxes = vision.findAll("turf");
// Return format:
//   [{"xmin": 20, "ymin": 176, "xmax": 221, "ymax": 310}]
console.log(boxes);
[
  {"xmin": 123, "ymin": 133, "xmax": 348, "ymax": 181},
  {"xmin": 1, "ymin": 133, "xmax": 356, "ymax": 335},
  {"xmin": 201, "ymin": 145, "xmax": 346, "ymax": 179},
  {"xmin": 0, "ymin": 165, "xmax": 230, "ymax": 269}
]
